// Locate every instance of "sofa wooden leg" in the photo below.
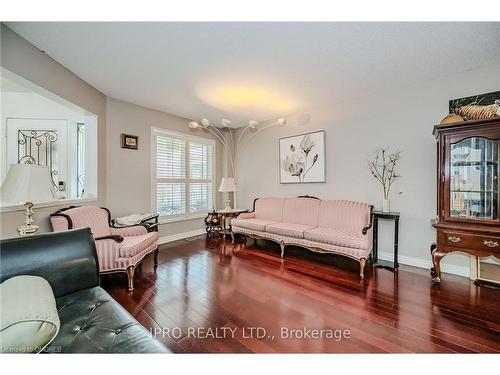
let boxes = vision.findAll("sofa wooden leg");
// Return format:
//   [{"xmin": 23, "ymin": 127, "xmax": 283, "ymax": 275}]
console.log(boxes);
[
  {"xmin": 154, "ymin": 248, "xmax": 159, "ymax": 267},
  {"xmin": 359, "ymin": 258, "xmax": 366, "ymax": 279},
  {"xmin": 280, "ymin": 241, "xmax": 285, "ymax": 259},
  {"xmin": 127, "ymin": 265, "xmax": 135, "ymax": 291}
]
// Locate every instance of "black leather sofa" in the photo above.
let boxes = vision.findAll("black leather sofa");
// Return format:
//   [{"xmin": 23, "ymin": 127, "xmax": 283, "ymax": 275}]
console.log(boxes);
[{"xmin": 0, "ymin": 228, "xmax": 169, "ymax": 353}]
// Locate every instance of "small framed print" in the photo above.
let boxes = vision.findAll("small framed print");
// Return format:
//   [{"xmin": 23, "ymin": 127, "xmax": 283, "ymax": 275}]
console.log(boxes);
[{"xmin": 121, "ymin": 134, "xmax": 138, "ymax": 150}]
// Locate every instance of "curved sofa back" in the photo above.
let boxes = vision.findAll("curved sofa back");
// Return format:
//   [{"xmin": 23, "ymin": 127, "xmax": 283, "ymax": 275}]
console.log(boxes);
[
  {"xmin": 253, "ymin": 197, "xmax": 372, "ymax": 233},
  {"xmin": 254, "ymin": 197, "xmax": 285, "ymax": 222},
  {"xmin": 282, "ymin": 197, "xmax": 321, "ymax": 226},
  {"xmin": 318, "ymin": 200, "xmax": 372, "ymax": 233}
]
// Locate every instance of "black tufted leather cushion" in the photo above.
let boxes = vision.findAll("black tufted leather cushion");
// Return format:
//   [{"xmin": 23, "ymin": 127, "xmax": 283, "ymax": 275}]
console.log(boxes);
[
  {"xmin": 1, "ymin": 229, "xmax": 169, "ymax": 353},
  {"xmin": 0, "ymin": 228, "xmax": 99, "ymax": 298},
  {"xmin": 51, "ymin": 287, "xmax": 169, "ymax": 353}
]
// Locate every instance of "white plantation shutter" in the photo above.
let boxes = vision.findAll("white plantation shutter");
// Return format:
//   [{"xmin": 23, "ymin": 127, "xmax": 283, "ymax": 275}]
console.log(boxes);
[
  {"xmin": 156, "ymin": 136, "xmax": 185, "ymax": 179},
  {"xmin": 156, "ymin": 182, "xmax": 185, "ymax": 216},
  {"xmin": 153, "ymin": 129, "xmax": 215, "ymax": 219},
  {"xmin": 189, "ymin": 142, "xmax": 213, "ymax": 213},
  {"xmin": 189, "ymin": 142, "xmax": 212, "ymax": 180}
]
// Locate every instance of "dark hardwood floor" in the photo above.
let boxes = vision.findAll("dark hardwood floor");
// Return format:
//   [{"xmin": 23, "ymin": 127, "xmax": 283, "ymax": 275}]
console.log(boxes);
[{"xmin": 101, "ymin": 235, "xmax": 500, "ymax": 353}]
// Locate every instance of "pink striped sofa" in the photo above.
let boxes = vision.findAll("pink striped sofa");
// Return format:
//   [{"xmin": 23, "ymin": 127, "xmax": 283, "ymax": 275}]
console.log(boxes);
[
  {"xmin": 231, "ymin": 197, "xmax": 374, "ymax": 278},
  {"xmin": 50, "ymin": 206, "xmax": 159, "ymax": 291}
]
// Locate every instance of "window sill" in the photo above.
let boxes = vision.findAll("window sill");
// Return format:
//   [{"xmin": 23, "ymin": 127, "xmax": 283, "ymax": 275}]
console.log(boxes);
[
  {"xmin": 159, "ymin": 212, "xmax": 207, "ymax": 224},
  {"xmin": 0, "ymin": 197, "xmax": 98, "ymax": 213}
]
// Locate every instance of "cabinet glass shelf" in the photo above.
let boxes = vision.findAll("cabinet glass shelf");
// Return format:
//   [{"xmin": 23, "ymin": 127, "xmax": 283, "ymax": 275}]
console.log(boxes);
[
  {"xmin": 450, "ymin": 137, "xmax": 498, "ymax": 221},
  {"xmin": 451, "ymin": 161, "xmax": 497, "ymax": 166}
]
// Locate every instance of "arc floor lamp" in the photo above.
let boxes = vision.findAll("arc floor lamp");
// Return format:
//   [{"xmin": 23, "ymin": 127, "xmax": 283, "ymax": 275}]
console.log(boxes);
[{"xmin": 188, "ymin": 117, "xmax": 286, "ymax": 210}]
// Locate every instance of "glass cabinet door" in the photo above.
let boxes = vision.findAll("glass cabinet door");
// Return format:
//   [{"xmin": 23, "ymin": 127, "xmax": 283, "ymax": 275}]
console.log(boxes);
[{"xmin": 450, "ymin": 137, "xmax": 498, "ymax": 220}]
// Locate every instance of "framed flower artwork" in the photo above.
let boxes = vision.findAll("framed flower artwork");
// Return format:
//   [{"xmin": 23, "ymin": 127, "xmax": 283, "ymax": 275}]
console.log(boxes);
[{"xmin": 279, "ymin": 130, "xmax": 326, "ymax": 183}]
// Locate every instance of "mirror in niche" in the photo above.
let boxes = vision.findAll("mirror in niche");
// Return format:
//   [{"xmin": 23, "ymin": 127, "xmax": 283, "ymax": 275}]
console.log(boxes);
[{"xmin": 0, "ymin": 70, "xmax": 98, "ymax": 207}]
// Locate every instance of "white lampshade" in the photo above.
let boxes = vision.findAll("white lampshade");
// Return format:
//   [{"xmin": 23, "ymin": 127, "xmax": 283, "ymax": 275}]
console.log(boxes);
[
  {"xmin": 218, "ymin": 177, "xmax": 237, "ymax": 193},
  {"xmin": 1, "ymin": 164, "xmax": 57, "ymax": 204}
]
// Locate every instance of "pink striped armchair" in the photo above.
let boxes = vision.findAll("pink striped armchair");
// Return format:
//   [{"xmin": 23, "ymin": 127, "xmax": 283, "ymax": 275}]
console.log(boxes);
[{"xmin": 50, "ymin": 206, "xmax": 159, "ymax": 291}]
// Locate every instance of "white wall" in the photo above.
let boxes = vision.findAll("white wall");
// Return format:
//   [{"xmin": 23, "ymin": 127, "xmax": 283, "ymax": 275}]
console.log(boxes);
[
  {"xmin": 106, "ymin": 97, "xmax": 223, "ymax": 239},
  {"xmin": 1, "ymin": 90, "xmax": 98, "ymax": 199},
  {"xmin": 236, "ymin": 63, "xmax": 500, "ymax": 276},
  {"xmin": 0, "ymin": 24, "xmax": 107, "ymax": 239}
]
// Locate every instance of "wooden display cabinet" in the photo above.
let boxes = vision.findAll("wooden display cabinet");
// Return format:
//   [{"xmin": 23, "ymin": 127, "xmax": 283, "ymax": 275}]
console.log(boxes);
[{"xmin": 431, "ymin": 118, "xmax": 500, "ymax": 284}]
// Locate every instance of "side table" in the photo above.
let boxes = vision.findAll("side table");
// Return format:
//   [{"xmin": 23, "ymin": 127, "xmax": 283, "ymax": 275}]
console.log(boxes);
[
  {"xmin": 216, "ymin": 209, "xmax": 248, "ymax": 238},
  {"xmin": 372, "ymin": 211, "xmax": 400, "ymax": 271},
  {"xmin": 204, "ymin": 210, "xmax": 222, "ymax": 237}
]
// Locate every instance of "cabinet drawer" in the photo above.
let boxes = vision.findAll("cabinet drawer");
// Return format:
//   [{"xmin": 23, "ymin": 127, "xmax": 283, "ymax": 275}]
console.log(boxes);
[{"xmin": 441, "ymin": 231, "xmax": 500, "ymax": 252}]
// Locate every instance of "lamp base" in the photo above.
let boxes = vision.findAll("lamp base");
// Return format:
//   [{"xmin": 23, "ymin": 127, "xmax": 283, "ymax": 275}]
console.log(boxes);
[
  {"xmin": 224, "ymin": 196, "xmax": 232, "ymax": 212},
  {"xmin": 17, "ymin": 224, "xmax": 40, "ymax": 236},
  {"xmin": 17, "ymin": 202, "xmax": 39, "ymax": 237}
]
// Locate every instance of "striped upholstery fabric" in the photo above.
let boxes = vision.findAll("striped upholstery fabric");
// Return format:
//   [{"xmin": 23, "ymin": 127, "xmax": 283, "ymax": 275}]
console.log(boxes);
[
  {"xmin": 304, "ymin": 227, "xmax": 371, "ymax": 250},
  {"xmin": 254, "ymin": 197, "xmax": 285, "ymax": 222},
  {"xmin": 231, "ymin": 218, "xmax": 277, "ymax": 232},
  {"xmin": 237, "ymin": 212, "xmax": 255, "ymax": 220},
  {"xmin": 232, "ymin": 226, "xmax": 371, "ymax": 259},
  {"xmin": 111, "ymin": 225, "xmax": 148, "ymax": 237},
  {"xmin": 49, "ymin": 206, "xmax": 159, "ymax": 274},
  {"xmin": 119, "ymin": 232, "xmax": 159, "ymax": 258},
  {"xmin": 265, "ymin": 222, "xmax": 315, "ymax": 239},
  {"xmin": 232, "ymin": 197, "xmax": 373, "ymax": 263},
  {"xmin": 50, "ymin": 215, "xmax": 69, "ymax": 231},
  {"xmin": 62, "ymin": 206, "xmax": 111, "ymax": 238},
  {"xmin": 93, "ymin": 235, "xmax": 159, "ymax": 272},
  {"xmin": 317, "ymin": 200, "xmax": 372, "ymax": 235},
  {"xmin": 281, "ymin": 198, "xmax": 320, "ymax": 225}
]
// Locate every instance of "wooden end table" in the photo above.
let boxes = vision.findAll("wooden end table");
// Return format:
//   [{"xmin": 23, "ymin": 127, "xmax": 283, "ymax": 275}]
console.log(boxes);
[{"xmin": 216, "ymin": 209, "xmax": 248, "ymax": 238}]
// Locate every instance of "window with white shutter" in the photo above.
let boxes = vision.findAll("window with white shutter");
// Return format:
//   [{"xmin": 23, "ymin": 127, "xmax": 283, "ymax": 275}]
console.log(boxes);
[{"xmin": 152, "ymin": 128, "xmax": 215, "ymax": 221}]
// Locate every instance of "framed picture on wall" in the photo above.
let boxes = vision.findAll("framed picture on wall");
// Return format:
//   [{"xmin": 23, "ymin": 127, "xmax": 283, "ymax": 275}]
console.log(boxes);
[
  {"xmin": 121, "ymin": 134, "xmax": 138, "ymax": 150},
  {"xmin": 279, "ymin": 130, "xmax": 326, "ymax": 184}
]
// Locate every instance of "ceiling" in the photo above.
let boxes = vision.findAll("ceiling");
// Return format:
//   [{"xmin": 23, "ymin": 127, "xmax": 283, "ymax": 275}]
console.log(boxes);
[{"xmin": 6, "ymin": 22, "xmax": 500, "ymax": 126}]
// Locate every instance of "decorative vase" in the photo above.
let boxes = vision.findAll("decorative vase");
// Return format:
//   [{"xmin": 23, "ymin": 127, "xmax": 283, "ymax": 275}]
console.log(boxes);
[{"xmin": 382, "ymin": 198, "xmax": 390, "ymax": 213}]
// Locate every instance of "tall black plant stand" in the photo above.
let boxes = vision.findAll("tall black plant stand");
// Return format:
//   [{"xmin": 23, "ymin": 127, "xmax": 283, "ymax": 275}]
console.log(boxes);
[{"xmin": 372, "ymin": 211, "xmax": 400, "ymax": 271}]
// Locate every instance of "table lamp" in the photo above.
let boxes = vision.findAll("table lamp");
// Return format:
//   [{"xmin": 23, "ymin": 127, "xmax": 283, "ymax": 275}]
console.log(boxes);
[
  {"xmin": 218, "ymin": 177, "xmax": 237, "ymax": 211},
  {"xmin": 0, "ymin": 164, "xmax": 57, "ymax": 236}
]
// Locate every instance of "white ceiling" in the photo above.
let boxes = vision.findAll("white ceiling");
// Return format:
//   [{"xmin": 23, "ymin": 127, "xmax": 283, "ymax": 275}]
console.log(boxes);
[{"xmin": 6, "ymin": 22, "xmax": 500, "ymax": 126}]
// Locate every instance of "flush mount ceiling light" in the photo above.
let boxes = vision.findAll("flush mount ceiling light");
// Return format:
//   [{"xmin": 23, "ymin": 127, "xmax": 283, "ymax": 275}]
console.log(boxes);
[
  {"xmin": 198, "ymin": 85, "xmax": 296, "ymax": 114},
  {"xmin": 187, "ymin": 117, "xmax": 286, "ymax": 179}
]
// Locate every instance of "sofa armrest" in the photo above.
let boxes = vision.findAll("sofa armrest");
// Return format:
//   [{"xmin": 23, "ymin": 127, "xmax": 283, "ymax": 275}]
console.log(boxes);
[
  {"xmin": 110, "ymin": 225, "xmax": 148, "ymax": 236},
  {"xmin": 95, "ymin": 235, "xmax": 124, "ymax": 243},
  {"xmin": 361, "ymin": 205, "xmax": 374, "ymax": 235},
  {"xmin": 237, "ymin": 212, "xmax": 255, "ymax": 219},
  {"xmin": 0, "ymin": 228, "xmax": 99, "ymax": 298}
]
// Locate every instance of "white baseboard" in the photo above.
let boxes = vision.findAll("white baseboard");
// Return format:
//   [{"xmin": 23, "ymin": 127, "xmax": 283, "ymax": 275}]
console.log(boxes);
[
  {"xmin": 158, "ymin": 228, "xmax": 206, "ymax": 244},
  {"xmin": 378, "ymin": 251, "xmax": 470, "ymax": 278}
]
